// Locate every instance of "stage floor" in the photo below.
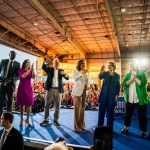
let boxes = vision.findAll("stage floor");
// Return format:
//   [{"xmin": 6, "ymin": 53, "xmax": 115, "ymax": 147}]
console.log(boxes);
[{"xmin": 0, "ymin": 109, "xmax": 150, "ymax": 150}]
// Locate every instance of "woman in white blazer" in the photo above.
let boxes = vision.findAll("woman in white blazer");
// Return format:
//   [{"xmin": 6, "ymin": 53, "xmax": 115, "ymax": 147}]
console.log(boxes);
[{"xmin": 72, "ymin": 59, "xmax": 89, "ymax": 132}]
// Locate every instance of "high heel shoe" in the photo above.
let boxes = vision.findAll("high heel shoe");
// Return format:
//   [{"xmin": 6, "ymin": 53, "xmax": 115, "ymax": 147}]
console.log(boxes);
[
  {"xmin": 20, "ymin": 119, "xmax": 23, "ymax": 126},
  {"xmin": 121, "ymin": 128, "xmax": 128, "ymax": 133},
  {"xmin": 25, "ymin": 119, "xmax": 31, "ymax": 126}
]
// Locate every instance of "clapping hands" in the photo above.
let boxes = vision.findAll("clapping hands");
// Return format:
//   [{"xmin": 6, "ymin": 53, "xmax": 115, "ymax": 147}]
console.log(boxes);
[
  {"xmin": 82, "ymin": 69, "xmax": 88, "ymax": 74},
  {"xmin": 31, "ymin": 62, "xmax": 34, "ymax": 70}
]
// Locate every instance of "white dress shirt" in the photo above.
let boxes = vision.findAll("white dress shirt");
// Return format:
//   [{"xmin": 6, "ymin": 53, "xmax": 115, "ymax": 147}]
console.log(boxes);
[
  {"xmin": 52, "ymin": 68, "xmax": 58, "ymax": 87},
  {"xmin": 128, "ymin": 73, "xmax": 139, "ymax": 103},
  {"xmin": 0, "ymin": 126, "xmax": 13, "ymax": 145},
  {"xmin": 6, "ymin": 59, "xmax": 14, "ymax": 77}
]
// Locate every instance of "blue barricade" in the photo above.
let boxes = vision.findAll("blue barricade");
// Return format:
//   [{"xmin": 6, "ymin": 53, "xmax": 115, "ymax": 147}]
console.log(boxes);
[
  {"xmin": 114, "ymin": 96, "xmax": 150, "ymax": 118},
  {"xmin": 114, "ymin": 96, "xmax": 126, "ymax": 118}
]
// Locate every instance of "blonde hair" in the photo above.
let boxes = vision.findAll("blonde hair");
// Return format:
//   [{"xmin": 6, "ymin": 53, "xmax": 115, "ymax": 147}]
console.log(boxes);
[{"xmin": 107, "ymin": 60, "xmax": 116, "ymax": 70}]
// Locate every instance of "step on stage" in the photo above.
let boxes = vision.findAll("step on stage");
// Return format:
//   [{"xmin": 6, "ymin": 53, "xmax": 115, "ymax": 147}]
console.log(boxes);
[{"xmin": 0, "ymin": 109, "xmax": 150, "ymax": 150}]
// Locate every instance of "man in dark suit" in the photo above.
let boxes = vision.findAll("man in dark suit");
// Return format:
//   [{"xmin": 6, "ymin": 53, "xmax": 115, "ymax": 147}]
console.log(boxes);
[
  {"xmin": 40, "ymin": 57, "xmax": 69, "ymax": 126},
  {"xmin": 0, "ymin": 51, "xmax": 20, "ymax": 118},
  {"xmin": 0, "ymin": 112, "xmax": 24, "ymax": 150}
]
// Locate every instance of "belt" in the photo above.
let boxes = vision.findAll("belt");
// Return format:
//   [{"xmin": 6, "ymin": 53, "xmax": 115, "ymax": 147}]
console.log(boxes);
[{"xmin": 52, "ymin": 87, "xmax": 59, "ymax": 89}]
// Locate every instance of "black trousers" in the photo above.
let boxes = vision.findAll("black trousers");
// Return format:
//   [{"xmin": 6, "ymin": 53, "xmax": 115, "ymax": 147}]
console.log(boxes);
[
  {"xmin": 0, "ymin": 83, "xmax": 14, "ymax": 117},
  {"xmin": 124, "ymin": 102, "xmax": 147, "ymax": 132}
]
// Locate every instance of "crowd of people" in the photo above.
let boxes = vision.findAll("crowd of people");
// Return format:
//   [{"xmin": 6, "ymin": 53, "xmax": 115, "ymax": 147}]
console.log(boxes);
[{"xmin": 0, "ymin": 50, "xmax": 150, "ymax": 150}]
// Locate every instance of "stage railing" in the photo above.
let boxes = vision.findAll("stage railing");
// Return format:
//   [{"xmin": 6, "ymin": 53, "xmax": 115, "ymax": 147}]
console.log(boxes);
[{"xmin": 24, "ymin": 137, "xmax": 90, "ymax": 149}]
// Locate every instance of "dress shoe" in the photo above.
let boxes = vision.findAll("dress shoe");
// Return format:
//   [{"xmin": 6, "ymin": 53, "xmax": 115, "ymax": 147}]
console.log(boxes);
[
  {"xmin": 40, "ymin": 120, "xmax": 49, "ymax": 125},
  {"xmin": 25, "ymin": 119, "xmax": 31, "ymax": 126},
  {"xmin": 54, "ymin": 121, "xmax": 60, "ymax": 126},
  {"xmin": 142, "ymin": 132, "xmax": 146, "ymax": 138},
  {"xmin": 19, "ymin": 119, "xmax": 23, "ymax": 126},
  {"xmin": 74, "ymin": 129, "xmax": 82, "ymax": 133},
  {"xmin": 121, "ymin": 128, "xmax": 128, "ymax": 133}
]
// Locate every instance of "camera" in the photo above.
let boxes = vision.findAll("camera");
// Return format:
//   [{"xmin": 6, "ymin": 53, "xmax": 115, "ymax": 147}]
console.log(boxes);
[{"xmin": 94, "ymin": 126, "xmax": 112, "ymax": 150}]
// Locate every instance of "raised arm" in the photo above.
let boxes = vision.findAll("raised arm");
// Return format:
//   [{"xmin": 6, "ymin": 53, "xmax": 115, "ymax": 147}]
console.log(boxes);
[{"xmin": 98, "ymin": 65, "xmax": 105, "ymax": 80}]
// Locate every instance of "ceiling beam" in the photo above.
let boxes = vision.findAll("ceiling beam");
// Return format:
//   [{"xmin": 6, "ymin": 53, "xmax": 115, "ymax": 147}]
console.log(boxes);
[
  {"xmin": 0, "ymin": 18, "xmax": 46, "ymax": 54},
  {"xmin": 105, "ymin": 0, "xmax": 121, "ymax": 57},
  {"xmin": 31, "ymin": 0, "xmax": 86, "ymax": 58}
]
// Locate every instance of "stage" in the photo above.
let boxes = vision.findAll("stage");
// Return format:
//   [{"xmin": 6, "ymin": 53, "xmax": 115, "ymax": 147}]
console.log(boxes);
[{"xmin": 0, "ymin": 109, "xmax": 150, "ymax": 150}]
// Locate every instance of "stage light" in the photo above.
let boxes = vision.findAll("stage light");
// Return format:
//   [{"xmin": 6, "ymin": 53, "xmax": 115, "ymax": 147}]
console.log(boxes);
[
  {"xmin": 135, "ymin": 59, "xmax": 140, "ymax": 65},
  {"xmin": 141, "ymin": 59, "xmax": 147, "ymax": 65},
  {"xmin": 136, "ymin": 58, "xmax": 147, "ymax": 71}
]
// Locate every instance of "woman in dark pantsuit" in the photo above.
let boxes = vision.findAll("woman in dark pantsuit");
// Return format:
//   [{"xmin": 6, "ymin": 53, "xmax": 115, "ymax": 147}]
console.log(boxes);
[{"xmin": 98, "ymin": 60, "xmax": 120, "ymax": 128}]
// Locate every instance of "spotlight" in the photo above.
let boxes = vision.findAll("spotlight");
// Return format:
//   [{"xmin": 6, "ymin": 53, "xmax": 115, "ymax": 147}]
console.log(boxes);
[
  {"xmin": 135, "ymin": 59, "xmax": 140, "ymax": 65},
  {"xmin": 141, "ymin": 59, "xmax": 147, "ymax": 66}
]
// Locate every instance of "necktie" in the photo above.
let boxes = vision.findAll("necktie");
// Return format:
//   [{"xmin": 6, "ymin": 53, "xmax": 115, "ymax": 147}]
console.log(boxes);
[
  {"xmin": 7, "ymin": 61, "xmax": 13, "ymax": 78},
  {"xmin": 0, "ymin": 130, "xmax": 7, "ymax": 150}
]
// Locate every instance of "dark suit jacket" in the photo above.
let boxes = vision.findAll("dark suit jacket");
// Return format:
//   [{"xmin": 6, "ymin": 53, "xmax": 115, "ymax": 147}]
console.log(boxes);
[
  {"xmin": 0, "ymin": 127, "xmax": 24, "ymax": 150},
  {"xmin": 42, "ymin": 63, "xmax": 69, "ymax": 93},
  {"xmin": 98, "ymin": 71, "xmax": 120, "ymax": 106},
  {"xmin": 0, "ymin": 59, "xmax": 20, "ymax": 88}
]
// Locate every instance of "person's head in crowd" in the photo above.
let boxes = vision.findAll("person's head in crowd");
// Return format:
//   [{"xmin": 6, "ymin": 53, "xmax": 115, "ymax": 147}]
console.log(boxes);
[
  {"xmin": 129, "ymin": 59, "xmax": 139, "ymax": 71},
  {"xmin": 44, "ymin": 137, "xmax": 73, "ymax": 150},
  {"xmin": 107, "ymin": 60, "xmax": 116, "ymax": 72},
  {"xmin": 22, "ymin": 59, "xmax": 31, "ymax": 70},
  {"xmin": 0, "ymin": 112, "xmax": 14, "ymax": 129},
  {"xmin": 53, "ymin": 58, "xmax": 60, "ymax": 69},
  {"xmin": 44, "ymin": 142, "xmax": 73, "ymax": 150},
  {"xmin": 9, "ymin": 50, "xmax": 16, "ymax": 60},
  {"xmin": 76, "ymin": 59, "xmax": 85, "ymax": 71},
  {"xmin": 44, "ymin": 143, "xmax": 66, "ymax": 150}
]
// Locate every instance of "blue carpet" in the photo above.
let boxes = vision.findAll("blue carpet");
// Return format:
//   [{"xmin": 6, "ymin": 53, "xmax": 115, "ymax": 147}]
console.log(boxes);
[{"xmin": 0, "ymin": 109, "xmax": 150, "ymax": 149}]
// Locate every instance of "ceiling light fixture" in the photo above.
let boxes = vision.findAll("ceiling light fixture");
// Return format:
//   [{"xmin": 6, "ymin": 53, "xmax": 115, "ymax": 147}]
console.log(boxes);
[
  {"xmin": 34, "ymin": 22, "xmax": 38, "ymax": 26},
  {"xmin": 126, "ymin": 44, "xmax": 128, "ymax": 47},
  {"xmin": 121, "ymin": 8, "xmax": 126, "ymax": 13}
]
